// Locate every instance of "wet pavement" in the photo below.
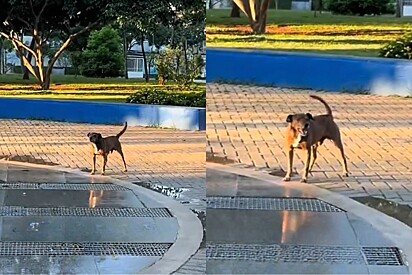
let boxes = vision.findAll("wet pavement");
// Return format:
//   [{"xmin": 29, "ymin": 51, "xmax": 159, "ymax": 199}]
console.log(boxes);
[
  {"xmin": 0, "ymin": 163, "xmax": 178, "ymax": 274},
  {"xmin": 206, "ymin": 167, "xmax": 410, "ymax": 274}
]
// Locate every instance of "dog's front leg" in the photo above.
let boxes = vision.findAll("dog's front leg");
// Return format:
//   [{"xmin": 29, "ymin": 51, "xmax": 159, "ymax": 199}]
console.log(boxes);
[
  {"xmin": 301, "ymin": 148, "xmax": 312, "ymax": 183},
  {"xmin": 283, "ymin": 148, "xmax": 294, "ymax": 181},
  {"xmin": 309, "ymin": 145, "xmax": 318, "ymax": 172},
  {"xmin": 101, "ymin": 154, "xmax": 108, "ymax": 175},
  {"xmin": 91, "ymin": 154, "xmax": 96, "ymax": 175}
]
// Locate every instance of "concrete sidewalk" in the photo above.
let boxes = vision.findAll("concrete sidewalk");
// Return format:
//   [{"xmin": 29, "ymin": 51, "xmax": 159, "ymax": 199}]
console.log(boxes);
[
  {"xmin": 0, "ymin": 120, "xmax": 205, "ymax": 274},
  {"xmin": 206, "ymin": 163, "xmax": 412, "ymax": 274}
]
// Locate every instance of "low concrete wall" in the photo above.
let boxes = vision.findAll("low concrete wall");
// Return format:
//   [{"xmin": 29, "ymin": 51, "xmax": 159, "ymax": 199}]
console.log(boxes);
[
  {"xmin": 206, "ymin": 48, "xmax": 412, "ymax": 95},
  {"xmin": 0, "ymin": 98, "xmax": 205, "ymax": 131}
]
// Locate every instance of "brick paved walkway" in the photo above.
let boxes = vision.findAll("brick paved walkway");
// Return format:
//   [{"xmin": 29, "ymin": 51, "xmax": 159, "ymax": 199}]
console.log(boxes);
[
  {"xmin": 0, "ymin": 119, "xmax": 205, "ymax": 274},
  {"xmin": 207, "ymin": 83, "xmax": 412, "ymax": 205}
]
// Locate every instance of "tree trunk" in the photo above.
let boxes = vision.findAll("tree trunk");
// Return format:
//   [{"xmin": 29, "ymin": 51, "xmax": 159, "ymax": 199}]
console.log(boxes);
[
  {"xmin": 183, "ymin": 39, "xmax": 188, "ymax": 74},
  {"xmin": 23, "ymin": 38, "xmax": 36, "ymax": 80},
  {"xmin": 41, "ymin": 74, "xmax": 51, "ymax": 90},
  {"xmin": 0, "ymin": 40, "xmax": 3, "ymax": 74},
  {"xmin": 123, "ymin": 29, "xmax": 128, "ymax": 79},
  {"xmin": 141, "ymin": 32, "xmax": 149, "ymax": 83},
  {"xmin": 233, "ymin": 0, "xmax": 271, "ymax": 34},
  {"xmin": 230, "ymin": 1, "xmax": 241, "ymax": 17},
  {"xmin": 396, "ymin": 0, "xmax": 402, "ymax": 17}
]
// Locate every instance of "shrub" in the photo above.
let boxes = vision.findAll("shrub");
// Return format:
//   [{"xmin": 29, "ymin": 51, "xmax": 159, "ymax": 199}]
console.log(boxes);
[
  {"xmin": 326, "ymin": 0, "xmax": 393, "ymax": 16},
  {"xmin": 380, "ymin": 33, "xmax": 412, "ymax": 59},
  {"xmin": 79, "ymin": 26, "xmax": 124, "ymax": 78},
  {"xmin": 154, "ymin": 47, "xmax": 205, "ymax": 87},
  {"xmin": 126, "ymin": 88, "xmax": 206, "ymax": 107}
]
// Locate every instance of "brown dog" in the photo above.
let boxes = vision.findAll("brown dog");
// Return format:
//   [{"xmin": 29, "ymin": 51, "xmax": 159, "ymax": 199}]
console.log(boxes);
[
  {"xmin": 283, "ymin": 95, "xmax": 348, "ymax": 183},
  {"xmin": 87, "ymin": 122, "xmax": 128, "ymax": 175}
]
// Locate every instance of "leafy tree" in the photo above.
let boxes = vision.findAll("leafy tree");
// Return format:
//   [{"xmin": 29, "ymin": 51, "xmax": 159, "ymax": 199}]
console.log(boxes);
[
  {"xmin": 232, "ymin": 0, "xmax": 271, "ymax": 34},
  {"xmin": 0, "ymin": 0, "xmax": 110, "ymax": 89},
  {"xmin": 111, "ymin": 1, "xmax": 176, "ymax": 82},
  {"xmin": 154, "ymin": 47, "xmax": 204, "ymax": 86},
  {"xmin": 79, "ymin": 26, "xmax": 123, "ymax": 78}
]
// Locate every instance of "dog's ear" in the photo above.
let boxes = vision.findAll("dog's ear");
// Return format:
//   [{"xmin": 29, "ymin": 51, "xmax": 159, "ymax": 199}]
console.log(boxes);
[
  {"xmin": 286, "ymin": 115, "xmax": 293, "ymax": 123},
  {"xmin": 87, "ymin": 132, "xmax": 91, "ymax": 137},
  {"xmin": 305, "ymin": 113, "xmax": 314, "ymax": 120},
  {"xmin": 97, "ymin": 133, "xmax": 103, "ymax": 139}
]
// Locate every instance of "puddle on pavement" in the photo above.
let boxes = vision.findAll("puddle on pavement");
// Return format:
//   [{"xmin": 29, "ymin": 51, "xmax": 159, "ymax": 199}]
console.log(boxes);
[
  {"xmin": 133, "ymin": 181, "xmax": 206, "ymax": 248},
  {"xmin": 0, "ymin": 155, "xmax": 58, "ymax": 166},
  {"xmin": 353, "ymin": 196, "xmax": 412, "ymax": 227},
  {"xmin": 206, "ymin": 152, "xmax": 235, "ymax": 164},
  {"xmin": 132, "ymin": 182, "xmax": 189, "ymax": 200}
]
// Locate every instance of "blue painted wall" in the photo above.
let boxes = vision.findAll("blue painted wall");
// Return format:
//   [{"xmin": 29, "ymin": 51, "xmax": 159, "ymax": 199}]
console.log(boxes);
[
  {"xmin": 0, "ymin": 99, "xmax": 205, "ymax": 131},
  {"xmin": 206, "ymin": 48, "xmax": 412, "ymax": 93}
]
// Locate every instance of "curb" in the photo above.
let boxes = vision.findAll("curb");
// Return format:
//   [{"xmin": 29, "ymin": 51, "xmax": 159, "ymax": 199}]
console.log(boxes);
[
  {"xmin": 207, "ymin": 162, "xmax": 412, "ymax": 272},
  {"xmin": 0, "ymin": 159, "xmax": 203, "ymax": 275}
]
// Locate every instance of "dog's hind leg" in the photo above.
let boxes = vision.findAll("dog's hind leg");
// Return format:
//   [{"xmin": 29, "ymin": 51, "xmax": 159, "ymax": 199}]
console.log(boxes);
[
  {"xmin": 283, "ymin": 148, "xmax": 294, "ymax": 181},
  {"xmin": 91, "ymin": 155, "xmax": 96, "ymax": 175},
  {"xmin": 101, "ymin": 155, "xmax": 108, "ymax": 175},
  {"xmin": 118, "ymin": 149, "xmax": 127, "ymax": 173},
  {"xmin": 333, "ymin": 135, "xmax": 349, "ymax": 177},
  {"xmin": 309, "ymin": 145, "xmax": 318, "ymax": 173}
]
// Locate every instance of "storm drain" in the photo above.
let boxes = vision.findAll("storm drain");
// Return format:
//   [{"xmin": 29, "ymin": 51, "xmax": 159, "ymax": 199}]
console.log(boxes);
[
  {"xmin": 0, "ymin": 242, "xmax": 172, "ymax": 256},
  {"xmin": 0, "ymin": 183, "xmax": 129, "ymax": 191},
  {"xmin": 0, "ymin": 206, "xmax": 172, "ymax": 218},
  {"xmin": 206, "ymin": 244, "xmax": 405, "ymax": 266},
  {"xmin": 207, "ymin": 196, "xmax": 344, "ymax": 212},
  {"xmin": 362, "ymin": 247, "xmax": 404, "ymax": 265}
]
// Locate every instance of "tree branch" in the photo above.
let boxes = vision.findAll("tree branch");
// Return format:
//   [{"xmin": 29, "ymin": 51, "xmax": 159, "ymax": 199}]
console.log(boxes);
[
  {"xmin": 0, "ymin": 31, "xmax": 38, "ymax": 58},
  {"xmin": 10, "ymin": 40, "xmax": 40, "ymax": 81},
  {"xmin": 45, "ymin": 20, "xmax": 102, "ymax": 77}
]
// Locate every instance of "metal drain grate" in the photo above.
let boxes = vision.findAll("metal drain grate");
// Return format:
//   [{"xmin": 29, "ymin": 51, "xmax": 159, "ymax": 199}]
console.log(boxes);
[
  {"xmin": 207, "ymin": 197, "xmax": 344, "ymax": 212},
  {"xmin": 0, "ymin": 206, "xmax": 172, "ymax": 218},
  {"xmin": 206, "ymin": 244, "xmax": 405, "ymax": 266},
  {"xmin": 0, "ymin": 183, "xmax": 129, "ymax": 191},
  {"xmin": 207, "ymin": 243, "xmax": 363, "ymax": 264},
  {"xmin": 362, "ymin": 247, "xmax": 404, "ymax": 265},
  {"xmin": 0, "ymin": 242, "xmax": 172, "ymax": 256}
]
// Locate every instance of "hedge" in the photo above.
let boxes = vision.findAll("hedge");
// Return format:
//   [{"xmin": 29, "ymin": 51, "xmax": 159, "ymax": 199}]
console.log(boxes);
[{"xmin": 126, "ymin": 87, "xmax": 206, "ymax": 107}]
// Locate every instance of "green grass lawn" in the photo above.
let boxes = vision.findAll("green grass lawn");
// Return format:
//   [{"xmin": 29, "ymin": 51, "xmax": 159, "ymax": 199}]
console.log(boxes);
[
  {"xmin": 0, "ymin": 74, "xmax": 204, "ymax": 103},
  {"xmin": 207, "ymin": 9, "xmax": 412, "ymax": 57}
]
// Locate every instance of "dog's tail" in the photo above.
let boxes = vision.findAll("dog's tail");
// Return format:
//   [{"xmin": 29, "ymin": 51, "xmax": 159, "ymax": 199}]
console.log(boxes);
[
  {"xmin": 310, "ymin": 95, "xmax": 332, "ymax": 116},
  {"xmin": 116, "ymin": 122, "xmax": 127, "ymax": 138}
]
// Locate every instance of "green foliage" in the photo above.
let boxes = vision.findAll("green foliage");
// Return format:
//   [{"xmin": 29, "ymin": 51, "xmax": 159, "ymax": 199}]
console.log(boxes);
[
  {"xmin": 126, "ymin": 87, "xmax": 206, "ymax": 107},
  {"xmin": 80, "ymin": 26, "xmax": 124, "ymax": 78},
  {"xmin": 326, "ymin": 0, "xmax": 394, "ymax": 16},
  {"xmin": 380, "ymin": 33, "xmax": 412, "ymax": 59},
  {"xmin": 154, "ymin": 48, "xmax": 205, "ymax": 86}
]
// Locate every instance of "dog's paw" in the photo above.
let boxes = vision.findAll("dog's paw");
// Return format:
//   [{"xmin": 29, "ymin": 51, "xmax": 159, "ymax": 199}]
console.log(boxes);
[
  {"xmin": 90, "ymin": 171, "xmax": 95, "ymax": 175},
  {"xmin": 283, "ymin": 176, "xmax": 291, "ymax": 182},
  {"xmin": 342, "ymin": 172, "xmax": 349, "ymax": 177},
  {"xmin": 123, "ymin": 169, "xmax": 127, "ymax": 173},
  {"xmin": 300, "ymin": 178, "xmax": 307, "ymax": 183},
  {"xmin": 101, "ymin": 172, "xmax": 105, "ymax": 176}
]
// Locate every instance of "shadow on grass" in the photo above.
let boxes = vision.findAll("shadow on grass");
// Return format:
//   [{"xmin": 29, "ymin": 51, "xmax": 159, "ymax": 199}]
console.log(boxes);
[{"xmin": 209, "ymin": 36, "xmax": 390, "ymax": 45}]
